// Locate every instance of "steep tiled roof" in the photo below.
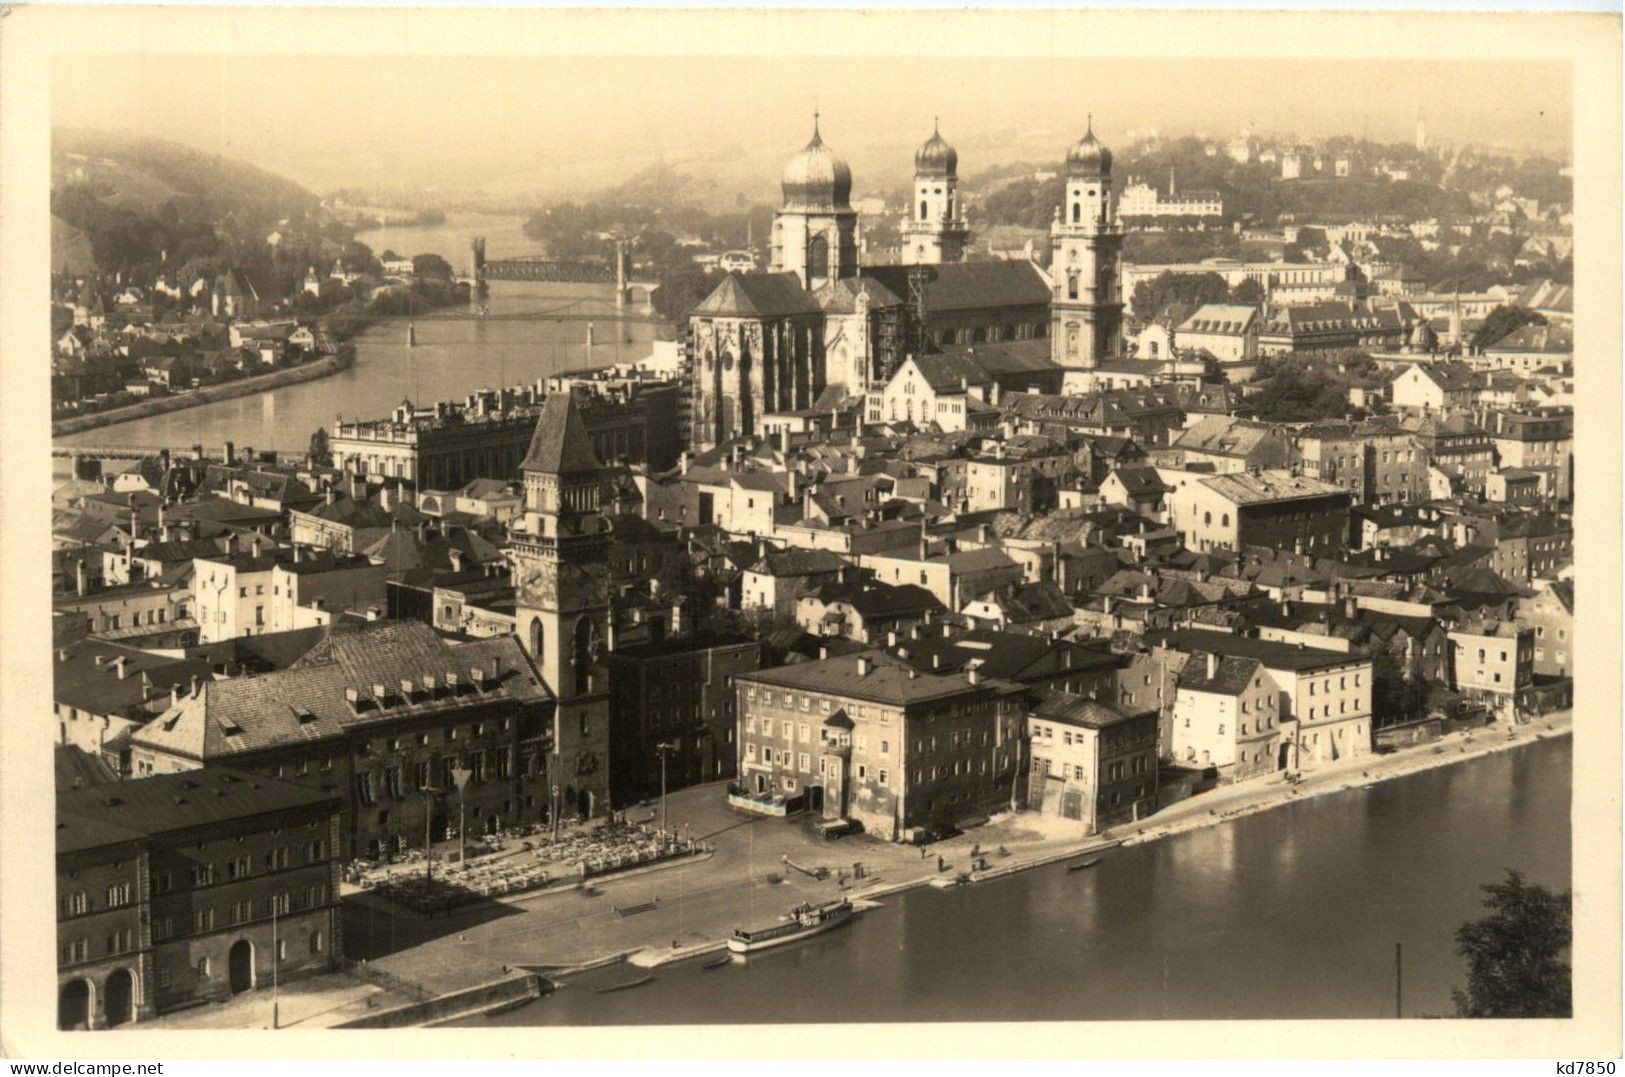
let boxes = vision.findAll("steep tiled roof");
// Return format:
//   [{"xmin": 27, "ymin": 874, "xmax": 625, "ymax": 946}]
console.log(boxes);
[
  {"xmin": 522, "ymin": 392, "xmax": 603, "ymax": 474},
  {"xmin": 863, "ymin": 261, "xmax": 1050, "ymax": 313},
  {"xmin": 739, "ymin": 648, "xmax": 1010, "ymax": 706},
  {"xmin": 693, "ymin": 272, "xmax": 823, "ymax": 317},
  {"xmin": 57, "ymin": 767, "xmax": 339, "ymax": 856},
  {"xmin": 130, "ymin": 622, "xmax": 549, "ymax": 761},
  {"xmin": 1033, "ymin": 691, "xmax": 1150, "ymax": 728},
  {"xmin": 1200, "ymin": 470, "xmax": 1349, "ymax": 506}
]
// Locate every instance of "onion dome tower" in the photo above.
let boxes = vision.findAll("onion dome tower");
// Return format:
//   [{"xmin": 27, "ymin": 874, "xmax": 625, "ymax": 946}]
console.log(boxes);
[
  {"xmin": 902, "ymin": 119, "xmax": 970, "ymax": 266},
  {"xmin": 1050, "ymin": 115, "xmax": 1125, "ymax": 368},
  {"xmin": 770, "ymin": 114, "xmax": 859, "ymax": 289}
]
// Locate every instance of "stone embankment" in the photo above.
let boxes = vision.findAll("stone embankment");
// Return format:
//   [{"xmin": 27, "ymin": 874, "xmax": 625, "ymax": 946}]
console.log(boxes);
[{"xmin": 51, "ymin": 346, "xmax": 354, "ymax": 438}]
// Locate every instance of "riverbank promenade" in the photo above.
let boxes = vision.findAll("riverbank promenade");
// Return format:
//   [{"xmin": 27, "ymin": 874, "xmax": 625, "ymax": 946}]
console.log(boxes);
[{"xmin": 143, "ymin": 711, "xmax": 1569, "ymax": 1028}]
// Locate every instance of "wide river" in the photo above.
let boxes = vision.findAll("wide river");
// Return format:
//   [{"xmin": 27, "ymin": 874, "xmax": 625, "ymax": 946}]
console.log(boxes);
[
  {"xmin": 463, "ymin": 736, "xmax": 1571, "ymax": 1024},
  {"xmin": 57, "ymin": 213, "xmax": 660, "ymax": 455}
]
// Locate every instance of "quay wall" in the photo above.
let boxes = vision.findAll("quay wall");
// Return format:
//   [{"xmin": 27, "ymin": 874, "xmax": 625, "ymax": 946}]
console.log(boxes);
[{"xmin": 51, "ymin": 347, "xmax": 354, "ymax": 439}]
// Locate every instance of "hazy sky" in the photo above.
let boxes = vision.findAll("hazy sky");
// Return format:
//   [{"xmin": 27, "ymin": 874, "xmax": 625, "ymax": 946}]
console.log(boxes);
[{"xmin": 54, "ymin": 52, "xmax": 1571, "ymax": 199}]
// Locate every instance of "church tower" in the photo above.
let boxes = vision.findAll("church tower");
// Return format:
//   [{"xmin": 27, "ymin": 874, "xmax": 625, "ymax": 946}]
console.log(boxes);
[
  {"xmin": 770, "ymin": 116, "xmax": 860, "ymax": 290},
  {"xmin": 901, "ymin": 120, "xmax": 969, "ymax": 265},
  {"xmin": 1049, "ymin": 117, "xmax": 1125, "ymax": 368},
  {"xmin": 508, "ymin": 392, "xmax": 611, "ymax": 819}
]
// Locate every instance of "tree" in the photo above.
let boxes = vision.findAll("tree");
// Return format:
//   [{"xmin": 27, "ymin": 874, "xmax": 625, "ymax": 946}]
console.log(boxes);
[
  {"xmin": 1370, "ymin": 649, "xmax": 1425, "ymax": 729},
  {"xmin": 1472, "ymin": 305, "xmax": 1546, "ymax": 350},
  {"xmin": 412, "ymin": 252, "xmax": 453, "ymax": 281},
  {"xmin": 1452, "ymin": 870, "xmax": 1572, "ymax": 1018},
  {"xmin": 1131, "ymin": 272, "xmax": 1230, "ymax": 322},
  {"xmin": 1229, "ymin": 278, "xmax": 1265, "ymax": 305},
  {"xmin": 308, "ymin": 427, "xmax": 332, "ymax": 467}
]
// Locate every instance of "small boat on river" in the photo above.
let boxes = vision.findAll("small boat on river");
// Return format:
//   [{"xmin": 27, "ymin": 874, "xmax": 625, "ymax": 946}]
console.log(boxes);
[
  {"xmin": 1066, "ymin": 856, "xmax": 1103, "ymax": 872},
  {"xmin": 727, "ymin": 899, "xmax": 855, "ymax": 954}
]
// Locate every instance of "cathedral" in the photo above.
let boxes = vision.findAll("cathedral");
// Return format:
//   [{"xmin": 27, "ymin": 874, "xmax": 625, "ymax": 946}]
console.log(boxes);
[{"xmin": 688, "ymin": 116, "xmax": 1124, "ymax": 451}]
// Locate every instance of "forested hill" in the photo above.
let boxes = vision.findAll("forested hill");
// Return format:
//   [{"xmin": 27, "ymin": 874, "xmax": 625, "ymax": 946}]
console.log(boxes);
[{"xmin": 51, "ymin": 128, "xmax": 324, "ymax": 277}]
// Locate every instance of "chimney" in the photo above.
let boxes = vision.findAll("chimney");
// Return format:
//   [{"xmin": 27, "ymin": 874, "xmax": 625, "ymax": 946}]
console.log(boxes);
[
  {"xmin": 931, "ymin": 653, "xmax": 941, "ymax": 670},
  {"xmin": 113, "ymin": 656, "xmax": 128, "ymax": 679},
  {"xmin": 886, "ymin": 630, "xmax": 898, "ymax": 648},
  {"xmin": 223, "ymin": 440, "xmax": 235, "ymax": 466},
  {"xmin": 967, "ymin": 667, "xmax": 981, "ymax": 685},
  {"xmin": 189, "ymin": 675, "xmax": 200, "ymax": 697},
  {"xmin": 170, "ymin": 684, "xmax": 182, "ymax": 707},
  {"xmin": 679, "ymin": 451, "xmax": 690, "ymax": 475},
  {"xmin": 326, "ymin": 482, "xmax": 336, "ymax": 506},
  {"xmin": 292, "ymin": 544, "xmax": 303, "ymax": 563},
  {"xmin": 1139, "ymin": 582, "xmax": 1151, "ymax": 601},
  {"xmin": 1103, "ymin": 595, "xmax": 1113, "ymax": 616},
  {"xmin": 75, "ymin": 559, "xmax": 87, "ymax": 597},
  {"xmin": 379, "ymin": 485, "xmax": 394, "ymax": 512},
  {"xmin": 1280, "ymin": 600, "xmax": 1290, "ymax": 616},
  {"xmin": 449, "ymin": 549, "xmax": 464, "ymax": 573},
  {"xmin": 977, "ymin": 524, "xmax": 990, "ymax": 544},
  {"xmin": 1205, "ymin": 652, "xmax": 1218, "ymax": 680},
  {"xmin": 786, "ymin": 469, "xmax": 799, "ymax": 501},
  {"xmin": 1344, "ymin": 595, "xmax": 1358, "ymax": 619},
  {"xmin": 366, "ymin": 606, "xmax": 381, "ymax": 621}
]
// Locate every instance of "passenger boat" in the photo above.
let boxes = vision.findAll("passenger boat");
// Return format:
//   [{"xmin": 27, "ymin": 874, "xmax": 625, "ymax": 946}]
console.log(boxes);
[
  {"xmin": 1066, "ymin": 856, "xmax": 1103, "ymax": 872},
  {"xmin": 727, "ymin": 899, "xmax": 855, "ymax": 954}
]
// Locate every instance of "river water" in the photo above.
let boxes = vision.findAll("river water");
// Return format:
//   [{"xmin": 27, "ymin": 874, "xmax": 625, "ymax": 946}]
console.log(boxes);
[
  {"xmin": 463, "ymin": 736, "xmax": 1571, "ymax": 1024},
  {"xmin": 56, "ymin": 213, "xmax": 660, "ymax": 455}
]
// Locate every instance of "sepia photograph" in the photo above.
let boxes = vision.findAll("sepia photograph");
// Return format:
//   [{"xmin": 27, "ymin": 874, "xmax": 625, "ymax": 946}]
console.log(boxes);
[{"xmin": 0, "ymin": 3, "xmax": 1619, "ymax": 1061}]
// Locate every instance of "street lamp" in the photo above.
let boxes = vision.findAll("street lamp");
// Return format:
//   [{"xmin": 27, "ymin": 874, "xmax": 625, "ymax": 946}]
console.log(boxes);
[
  {"xmin": 421, "ymin": 786, "xmax": 441, "ymax": 885},
  {"xmin": 655, "ymin": 741, "xmax": 675, "ymax": 838},
  {"xmin": 450, "ymin": 765, "xmax": 473, "ymax": 868}
]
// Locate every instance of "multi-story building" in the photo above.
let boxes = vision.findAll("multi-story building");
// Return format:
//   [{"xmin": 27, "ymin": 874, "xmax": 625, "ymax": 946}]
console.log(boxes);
[
  {"xmin": 1448, "ymin": 618, "xmax": 1535, "ymax": 718},
  {"xmin": 53, "ymin": 641, "xmax": 215, "ymax": 768},
  {"xmin": 606, "ymin": 633, "xmax": 761, "ymax": 804},
  {"xmin": 1026, "ymin": 693, "xmax": 1159, "ymax": 832},
  {"xmin": 1048, "ymin": 120, "xmax": 1125, "ymax": 367},
  {"xmin": 192, "ymin": 545, "xmax": 385, "ymax": 643},
  {"xmin": 1154, "ymin": 629, "xmax": 1373, "ymax": 767},
  {"xmin": 1118, "ymin": 176, "xmax": 1224, "ymax": 223},
  {"xmin": 1482, "ymin": 407, "xmax": 1573, "ymax": 502},
  {"xmin": 1174, "ymin": 303, "xmax": 1258, "ymax": 362},
  {"xmin": 126, "ymin": 621, "xmax": 565, "ymax": 858},
  {"xmin": 1169, "ymin": 652, "xmax": 1282, "ymax": 779},
  {"xmin": 1404, "ymin": 413, "xmax": 1495, "ymax": 496},
  {"xmin": 735, "ymin": 651, "xmax": 1026, "ymax": 841},
  {"xmin": 1167, "ymin": 470, "xmax": 1351, "ymax": 556},
  {"xmin": 1172, "ymin": 416, "xmax": 1292, "ymax": 473},
  {"xmin": 56, "ymin": 768, "xmax": 341, "ymax": 1028},
  {"xmin": 1291, "ymin": 420, "xmax": 1429, "ymax": 505},
  {"xmin": 1516, "ymin": 580, "xmax": 1574, "ymax": 679}
]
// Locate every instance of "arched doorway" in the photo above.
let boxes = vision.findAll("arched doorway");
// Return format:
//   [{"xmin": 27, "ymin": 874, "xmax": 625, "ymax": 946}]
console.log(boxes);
[
  {"xmin": 228, "ymin": 940, "xmax": 254, "ymax": 994},
  {"xmin": 58, "ymin": 979, "xmax": 92, "ymax": 1030},
  {"xmin": 576, "ymin": 788, "xmax": 593, "ymax": 818},
  {"xmin": 104, "ymin": 969, "xmax": 134, "ymax": 1027},
  {"xmin": 485, "ymin": 814, "xmax": 498, "ymax": 836}
]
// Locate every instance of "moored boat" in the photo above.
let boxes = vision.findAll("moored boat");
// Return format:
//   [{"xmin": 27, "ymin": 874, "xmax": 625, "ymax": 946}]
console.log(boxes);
[{"xmin": 727, "ymin": 899, "xmax": 855, "ymax": 954}]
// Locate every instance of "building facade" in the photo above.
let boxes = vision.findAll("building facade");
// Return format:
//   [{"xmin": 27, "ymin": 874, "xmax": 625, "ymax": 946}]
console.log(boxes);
[{"xmin": 1050, "ymin": 121, "xmax": 1126, "ymax": 368}]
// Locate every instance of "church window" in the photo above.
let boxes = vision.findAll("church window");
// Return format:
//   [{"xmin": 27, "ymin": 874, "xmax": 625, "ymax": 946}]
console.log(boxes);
[
  {"xmin": 1072, "ymin": 202, "xmax": 1081, "ymax": 224},
  {"xmin": 529, "ymin": 618, "xmax": 543, "ymax": 659},
  {"xmin": 920, "ymin": 200, "xmax": 928, "ymax": 221},
  {"xmin": 1067, "ymin": 273, "xmax": 1079, "ymax": 301}
]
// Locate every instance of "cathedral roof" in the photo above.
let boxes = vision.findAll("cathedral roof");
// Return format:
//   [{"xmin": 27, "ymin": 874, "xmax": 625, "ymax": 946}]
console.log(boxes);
[
  {"xmin": 915, "ymin": 120, "xmax": 958, "ymax": 178},
  {"xmin": 861, "ymin": 260, "xmax": 1051, "ymax": 314},
  {"xmin": 521, "ymin": 391, "xmax": 602, "ymax": 475},
  {"xmin": 1066, "ymin": 117, "xmax": 1113, "ymax": 178},
  {"xmin": 694, "ymin": 272, "xmax": 824, "ymax": 318},
  {"xmin": 781, "ymin": 118, "xmax": 853, "ymax": 212},
  {"xmin": 814, "ymin": 276, "xmax": 904, "ymax": 313}
]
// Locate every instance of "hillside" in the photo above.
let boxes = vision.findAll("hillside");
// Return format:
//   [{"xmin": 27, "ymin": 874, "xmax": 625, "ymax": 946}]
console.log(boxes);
[{"xmin": 52, "ymin": 128, "xmax": 324, "ymax": 276}]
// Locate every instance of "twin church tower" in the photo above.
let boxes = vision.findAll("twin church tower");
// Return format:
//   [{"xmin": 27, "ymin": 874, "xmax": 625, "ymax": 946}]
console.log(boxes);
[{"xmin": 690, "ymin": 115, "xmax": 1124, "ymax": 451}]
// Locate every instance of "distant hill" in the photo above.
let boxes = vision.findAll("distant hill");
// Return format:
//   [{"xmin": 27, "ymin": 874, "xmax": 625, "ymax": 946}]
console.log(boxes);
[{"xmin": 52, "ymin": 129, "xmax": 323, "ymax": 276}]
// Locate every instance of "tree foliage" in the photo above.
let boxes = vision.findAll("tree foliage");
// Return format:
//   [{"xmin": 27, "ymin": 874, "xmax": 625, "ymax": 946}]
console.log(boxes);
[
  {"xmin": 1472, "ymin": 305, "xmax": 1547, "ymax": 350},
  {"xmin": 1132, "ymin": 272, "xmax": 1230, "ymax": 321},
  {"xmin": 1247, "ymin": 355, "xmax": 1358, "ymax": 422},
  {"xmin": 1452, "ymin": 870, "xmax": 1572, "ymax": 1018}
]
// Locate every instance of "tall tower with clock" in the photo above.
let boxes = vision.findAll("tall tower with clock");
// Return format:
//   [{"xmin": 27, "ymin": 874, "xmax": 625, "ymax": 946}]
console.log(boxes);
[
  {"xmin": 1050, "ymin": 117, "xmax": 1125, "ymax": 369},
  {"xmin": 509, "ymin": 391, "xmax": 612, "ymax": 819}
]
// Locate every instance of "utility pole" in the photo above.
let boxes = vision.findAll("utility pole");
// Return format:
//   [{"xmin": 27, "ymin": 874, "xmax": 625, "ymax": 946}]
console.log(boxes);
[
  {"xmin": 451, "ymin": 765, "xmax": 472, "ymax": 869},
  {"xmin": 656, "ymin": 742, "xmax": 675, "ymax": 837},
  {"xmin": 422, "ymin": 787, "xmax": 438, "ymax": 886},
  {"xmin": 1395, "ymin": 942, "xmax": 1403, "ymax": 1019},
  {"xmin": 271, "ymin": 897, "xmax": 279, "ymax": 1030}
]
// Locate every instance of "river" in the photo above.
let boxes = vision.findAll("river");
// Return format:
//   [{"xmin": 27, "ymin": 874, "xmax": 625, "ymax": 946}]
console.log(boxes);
[
  {"xmin": 460, "ymin": 736, "xmax": 1571, "ymax": 1024},
  {"xmin": 56, "ymin": 213, "xmax": 662, "ymax": 455}
]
